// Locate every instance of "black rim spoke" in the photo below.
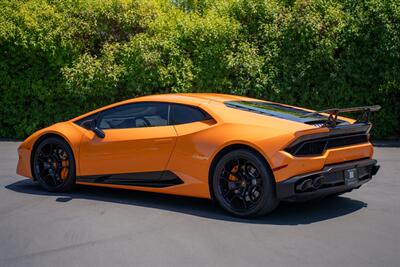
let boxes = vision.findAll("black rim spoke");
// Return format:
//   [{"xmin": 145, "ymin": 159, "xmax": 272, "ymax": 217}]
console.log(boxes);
[
  {"xmin": 223, "ymin": 185, "xmax": 240, "ymax": 198},
  {"xmin": 34, "ymin": 142, "xmax": 70, "ymax": 187},
  {"xmin": 227, "ymin": 193, "xmax": 239, "ymax": 203},
  {"xmin": 50, "ymin": 174, "xmax": 58, "ymax": 186},
  {"xmin": 218, "ymin": 158, "xmax": 263, "ymax": 212},
  {"xmin": 241, "ymin": 198, "xmax": 247, "ymax": 209}
]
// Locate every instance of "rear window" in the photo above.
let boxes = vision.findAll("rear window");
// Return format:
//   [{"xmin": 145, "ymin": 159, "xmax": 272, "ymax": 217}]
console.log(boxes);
[{"xmin": 225, "ymin": 101, "xmax": 326, "ymax": 123}]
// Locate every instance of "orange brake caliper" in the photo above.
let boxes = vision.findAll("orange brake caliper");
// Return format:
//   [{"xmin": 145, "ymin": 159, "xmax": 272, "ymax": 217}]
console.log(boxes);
[
  {"xmin": 60, "ymin": 159, "xmax": 69, "ymax": 180},
  {"xmin": 229, "ymin": 165, "xmax": 239, "ymax": 181}
]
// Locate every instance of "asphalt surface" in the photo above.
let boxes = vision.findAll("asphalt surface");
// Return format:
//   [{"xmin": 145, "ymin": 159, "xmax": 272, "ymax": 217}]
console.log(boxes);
[{"xmin": 0, "ymin": 142, "xmax": 399, "ymax": 267}]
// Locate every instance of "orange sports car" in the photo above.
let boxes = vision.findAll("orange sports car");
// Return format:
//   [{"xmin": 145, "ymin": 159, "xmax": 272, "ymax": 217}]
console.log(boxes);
[{"xmin": 16, "ymin": 93, "xmax": 381, "ymax": 217}]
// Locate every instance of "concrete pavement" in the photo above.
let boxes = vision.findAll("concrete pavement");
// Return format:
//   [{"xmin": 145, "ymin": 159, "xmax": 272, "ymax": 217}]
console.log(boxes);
[{"xmin": 0, "ymin": 142, "xmax": 399, "ymax": 267}]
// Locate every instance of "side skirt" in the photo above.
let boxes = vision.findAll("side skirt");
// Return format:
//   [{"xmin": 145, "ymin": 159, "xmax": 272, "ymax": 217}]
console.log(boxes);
[{"xmin": 76, "ymin": 171, "xmax": 183, "ymax": 188}]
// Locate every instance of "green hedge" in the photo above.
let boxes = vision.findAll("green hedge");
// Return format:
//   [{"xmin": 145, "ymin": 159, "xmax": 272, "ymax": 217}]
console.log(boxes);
[{"xmin": 1, "ymin": 0, "xmax": 399, "ymax": 138}]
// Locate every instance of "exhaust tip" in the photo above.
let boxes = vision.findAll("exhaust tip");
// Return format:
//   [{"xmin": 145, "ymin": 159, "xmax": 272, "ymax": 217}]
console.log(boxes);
[
  {"xmin": 312, "ymin": 176, "xmax": 324, "ymax": 189},
  {"xmin": 297, "ymin": 179, "xmax": 313, "ymax": 192},
  {"xmin": 296, "ymin": 177, "xmax": 325, "ymax": 192}
]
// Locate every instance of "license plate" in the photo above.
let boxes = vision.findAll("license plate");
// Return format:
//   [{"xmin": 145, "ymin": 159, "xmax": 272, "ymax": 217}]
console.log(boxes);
[{"xmin": 344, "ymin": 168, "xmax": 359, "ymax": 187}]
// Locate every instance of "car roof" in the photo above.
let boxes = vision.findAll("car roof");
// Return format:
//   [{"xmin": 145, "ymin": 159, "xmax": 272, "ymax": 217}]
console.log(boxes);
[
  {"xmin": 70, "ymin": 93, "xmax": 252, "ymax": 122},
  {"xmin": 132, "ymin": 93, "xmax": 255, "ymax": 104}
]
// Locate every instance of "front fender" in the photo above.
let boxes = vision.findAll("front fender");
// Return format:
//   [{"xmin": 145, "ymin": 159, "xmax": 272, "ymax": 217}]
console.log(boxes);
[{"xmin": 16, "ymin": 122, "xmax": 84, "ymax": 178}]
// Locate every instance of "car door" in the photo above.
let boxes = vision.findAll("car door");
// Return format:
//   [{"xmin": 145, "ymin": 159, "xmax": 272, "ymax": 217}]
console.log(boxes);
[
  {"xmin": 166, "ymin": 103, "xmax": 216, "ymax": 179},
  {"xmin": 78, "ymin": 102, "xmax": 177, "ymax": 181}
]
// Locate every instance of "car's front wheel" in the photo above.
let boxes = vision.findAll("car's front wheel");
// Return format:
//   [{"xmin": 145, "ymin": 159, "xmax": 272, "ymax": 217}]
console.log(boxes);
[
  {"xmin": 212, "ymin": 149, "xmax": 279, "ymax": 217},
  {"xmin": 32, "ymin": 136, "xmax": 76, "ymax": 192}
]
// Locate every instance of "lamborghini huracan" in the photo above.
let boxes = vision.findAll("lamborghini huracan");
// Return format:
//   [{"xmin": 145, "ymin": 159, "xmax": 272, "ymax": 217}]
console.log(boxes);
[{"xmin": 17, "ymin": 93, "xmax": 381, "ymax": 217}]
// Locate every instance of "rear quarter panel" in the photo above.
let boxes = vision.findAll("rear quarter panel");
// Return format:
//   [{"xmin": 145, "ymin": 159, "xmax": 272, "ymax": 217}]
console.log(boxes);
[
  {"xmin": 166, "ymin": 108, "xmax": 312, "ymax": 198},
  {"xmin": 167, "ymin": 101, "xmax": 374, "ymax": 198}
]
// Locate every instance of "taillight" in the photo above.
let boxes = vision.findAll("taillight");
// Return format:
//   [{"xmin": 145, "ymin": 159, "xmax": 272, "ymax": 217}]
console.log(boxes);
[{"xmin": 285, "ymin": 134, "xmax": 369, "ymax": 156}]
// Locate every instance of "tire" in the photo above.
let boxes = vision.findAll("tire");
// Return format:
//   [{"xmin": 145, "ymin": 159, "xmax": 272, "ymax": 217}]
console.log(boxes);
[
  {"xmin": 212, "ymin": 149, "xmax": 279, "ymax": 217},
  {"xmin": 32, "ymin": 136, "xmax": 76, "ymax": 192}
]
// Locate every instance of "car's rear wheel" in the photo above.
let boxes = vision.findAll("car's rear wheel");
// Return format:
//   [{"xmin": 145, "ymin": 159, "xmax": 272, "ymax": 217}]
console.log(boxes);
[
  {"xmin": 32, "ymin": 137, "xmax": 76, "ymax": 192},
  {"xmin": 212, "ymin": 149, "xmax": 279, "ymax": 217}
]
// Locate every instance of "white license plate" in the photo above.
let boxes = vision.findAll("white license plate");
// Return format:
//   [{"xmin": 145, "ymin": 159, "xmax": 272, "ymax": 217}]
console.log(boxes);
[{"xmin": 344, "ymin": 168, "xmax": 359, "ymax": 187}]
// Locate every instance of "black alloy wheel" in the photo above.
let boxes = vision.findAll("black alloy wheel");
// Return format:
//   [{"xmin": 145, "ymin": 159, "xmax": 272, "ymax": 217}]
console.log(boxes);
[
  {"xmin": 212, "ymin": 149, "xmax": 278, "ymax": 217},
  {"xmin": 33, "ymin": 137, "xmax": 76, "ymax": 192}
]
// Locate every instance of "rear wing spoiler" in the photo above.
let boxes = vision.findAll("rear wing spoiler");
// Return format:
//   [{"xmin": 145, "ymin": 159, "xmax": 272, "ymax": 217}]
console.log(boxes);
[{"xmin": 301, "ymin": 105, "xmax": 381, "ymax": 127}]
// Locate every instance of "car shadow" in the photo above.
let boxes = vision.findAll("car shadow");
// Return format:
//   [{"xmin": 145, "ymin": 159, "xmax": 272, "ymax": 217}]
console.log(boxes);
[{"xmin": 5, "ymin": 179, "xmax": 367, "ymax": 225}]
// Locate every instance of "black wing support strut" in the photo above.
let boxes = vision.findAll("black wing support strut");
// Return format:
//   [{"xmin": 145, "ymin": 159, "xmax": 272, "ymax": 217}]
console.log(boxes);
[{"xmin": 301, "ymin": 105, "xmax": 381, "ymax": 127}]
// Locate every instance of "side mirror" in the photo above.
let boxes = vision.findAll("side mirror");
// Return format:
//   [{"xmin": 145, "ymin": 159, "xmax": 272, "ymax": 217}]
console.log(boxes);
[
  {"xmin": 80, "ymin": 119, "xmax": 105, "ymax": 139},
  {"xmin": 92, "ymin": 126, "xmax": 105, "ymax": 139}
]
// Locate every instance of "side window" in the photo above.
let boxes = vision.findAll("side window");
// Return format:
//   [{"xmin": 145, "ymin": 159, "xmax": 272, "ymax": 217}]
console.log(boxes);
[
  {"xmin": 98, "ymin": 102, "xmax": 169, "ymax": 129},
  {"xmin": 170, "ymin": 104, "xmax": 211, "ymax": 125},
  {"xmin": 74, "ymin": 113, "xmax": 99, "ymax": 130}
]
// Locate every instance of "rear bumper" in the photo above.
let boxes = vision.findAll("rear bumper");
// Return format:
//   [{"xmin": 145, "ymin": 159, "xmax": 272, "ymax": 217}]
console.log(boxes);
[{"xmin": 276, "ymin": 158, "xmax": 380, "ymax": 201}]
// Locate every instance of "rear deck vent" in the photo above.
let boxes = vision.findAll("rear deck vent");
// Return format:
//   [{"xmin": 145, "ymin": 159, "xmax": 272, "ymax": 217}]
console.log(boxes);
[
  {"xmin": 305, "ymin": 120, "xmax": 348, "ymax": 128},
  {"xmin": 305, "ymin": 120, "xmax": 327, "ymax": 128}
]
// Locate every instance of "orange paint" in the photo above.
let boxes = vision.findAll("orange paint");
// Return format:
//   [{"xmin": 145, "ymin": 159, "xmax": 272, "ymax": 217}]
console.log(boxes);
[{"xmin": 16, "ymin": 93, "xmax": 375, "ymax": 199}]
